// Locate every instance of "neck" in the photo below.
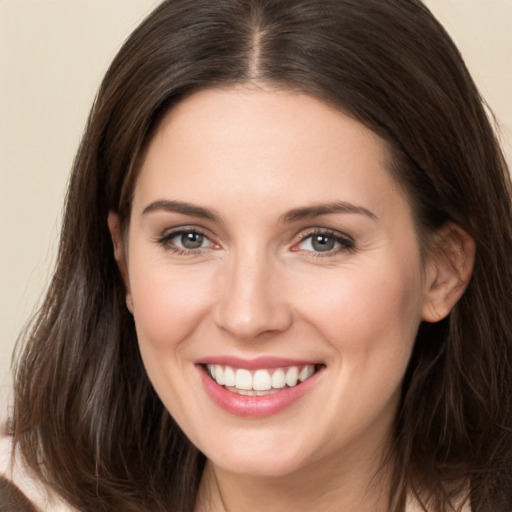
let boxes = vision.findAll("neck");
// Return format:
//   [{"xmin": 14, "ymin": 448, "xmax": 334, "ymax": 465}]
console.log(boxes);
[{"xmin": 195, "ymin": 438, "xmax": 394, "ymax": 512}]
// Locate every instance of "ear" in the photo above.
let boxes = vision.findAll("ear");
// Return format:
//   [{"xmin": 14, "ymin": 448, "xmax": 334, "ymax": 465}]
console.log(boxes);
[
  {"xmin": 107, "ymin": 211, "xmax": 133, "ymax": 313},
  {"xmin": 421, "ymin": 223, "xmax": 475, "ymax": 323}
]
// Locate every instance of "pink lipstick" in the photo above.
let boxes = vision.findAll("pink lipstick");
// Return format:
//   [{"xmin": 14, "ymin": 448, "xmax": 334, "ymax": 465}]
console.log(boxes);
[{"xmin": 196, "ymin": 357, "xmax": 324, "ymax": 417}]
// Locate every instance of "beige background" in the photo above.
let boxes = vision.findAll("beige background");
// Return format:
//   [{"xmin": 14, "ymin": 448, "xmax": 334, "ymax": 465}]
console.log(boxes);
[{"xmin": 1, "ymin": 1, "xmax": 511, "ymax": 384}]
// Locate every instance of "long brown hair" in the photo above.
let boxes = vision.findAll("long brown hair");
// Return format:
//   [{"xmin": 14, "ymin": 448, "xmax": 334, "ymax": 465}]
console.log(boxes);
[{"xmin": 12, "ymin": 1, "xmax": 512, "ymax": 510}]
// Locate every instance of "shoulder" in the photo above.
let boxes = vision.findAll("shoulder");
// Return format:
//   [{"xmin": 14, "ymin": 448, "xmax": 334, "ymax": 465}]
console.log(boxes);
[{"xmin": 0, "ymin": 385, "xmax": 78, "ymax": 512}]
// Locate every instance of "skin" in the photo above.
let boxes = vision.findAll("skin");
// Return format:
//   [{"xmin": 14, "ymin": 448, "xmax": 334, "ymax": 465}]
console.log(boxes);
[{"xmin": 109, "ymin": 85, "xmax": 474, "ymax": 511}]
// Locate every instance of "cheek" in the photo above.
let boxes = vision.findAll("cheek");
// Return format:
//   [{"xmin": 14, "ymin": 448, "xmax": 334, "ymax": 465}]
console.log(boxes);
[
  {"xmin": 292, "ymin": 258, "xmax": 424, "ymax": 442},
  {"xmin": 128, "ymin": 258, "xmax": 214, "ymax": 355},
  {"xmin": 295, "ymin": 256, "xmax": 424, "ymax": 366},
  {"xmin": 126, "ymin": 258, "xmax": 216, "ymax": 428}
]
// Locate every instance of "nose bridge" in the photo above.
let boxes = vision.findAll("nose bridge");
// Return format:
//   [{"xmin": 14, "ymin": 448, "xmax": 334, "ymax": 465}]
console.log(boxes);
[{"xmin": 214, "ymin": 244, "xmax": 292, "ymax": 340}]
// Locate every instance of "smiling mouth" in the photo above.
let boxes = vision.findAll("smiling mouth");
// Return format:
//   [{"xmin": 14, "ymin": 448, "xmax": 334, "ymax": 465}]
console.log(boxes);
[{"xmin": 205, "ymin": 363, "xmax": 320, "ymax": 396}]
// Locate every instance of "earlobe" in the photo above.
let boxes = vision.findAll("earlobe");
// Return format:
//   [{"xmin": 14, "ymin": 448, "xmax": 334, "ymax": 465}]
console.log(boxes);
[
  {"xmin": 107, "ymin": 211, "xmax": 133, "ymax": 313},
  {"xmin": 421, "ymin": 223, "xmax": 476, "ymax": 323}
]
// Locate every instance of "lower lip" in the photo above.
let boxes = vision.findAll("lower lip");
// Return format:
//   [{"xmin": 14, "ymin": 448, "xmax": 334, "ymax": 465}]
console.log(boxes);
[{"xmin": 198, "ymin": 365, "xmax": 324, "ymax": 417}]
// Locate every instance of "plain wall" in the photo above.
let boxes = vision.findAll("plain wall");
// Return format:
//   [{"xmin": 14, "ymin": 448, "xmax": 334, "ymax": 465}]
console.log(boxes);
[{"xmin": 1, "ymin": 0, "xmax": 511, "ymax": 384}]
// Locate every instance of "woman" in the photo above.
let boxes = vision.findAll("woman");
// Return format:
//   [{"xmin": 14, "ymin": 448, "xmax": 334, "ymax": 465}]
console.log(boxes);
[{"xmin": 2, "ymin": 0, "xmax": 511, "ymax": 511}]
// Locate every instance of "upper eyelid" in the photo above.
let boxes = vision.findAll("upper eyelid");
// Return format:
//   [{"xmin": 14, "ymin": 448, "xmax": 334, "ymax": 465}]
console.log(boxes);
[
  {"xmin": 289, "ymin": 229, "xmax": 355, "ymax": 258},
  {"xmin": 157, "ymin": 226, "xmax": 216, "ymax": 246},
  {"xmin": 159, "ymin": 225, "xmax": 212, "ymax": 238},
  {"xmin": 156, "ymin": 228, "xmax": 217, "ymax": 256},
  {"xmin": 295, "ymin": 227, "xmax": 354, "ymax": 243}
]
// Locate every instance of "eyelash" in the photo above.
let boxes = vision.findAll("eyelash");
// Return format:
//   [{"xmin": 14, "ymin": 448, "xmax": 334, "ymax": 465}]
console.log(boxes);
[
  {"xmin": 292, "ymin": 229, "xmax": 355, "ymax": 257},
  {"xmin": 156, "ymin": 227, "xmax": 214, "ymax": 256},
  {"xmin": 156, "ymin": 227, "xmax": 355, "ymax": 256}
]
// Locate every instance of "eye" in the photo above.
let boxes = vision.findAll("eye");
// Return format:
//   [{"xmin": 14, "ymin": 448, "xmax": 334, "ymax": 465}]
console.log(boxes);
[
  {"xmin": 158, "ymin": 228, "xmax": 215, "ymax": 253},
  {"xmin": 295, "ymin": 230, "xmax": 354, "ymax": 254},
  {"xmin": 177, "ymin": 231, "xmax": 207, "ymax": 249}
]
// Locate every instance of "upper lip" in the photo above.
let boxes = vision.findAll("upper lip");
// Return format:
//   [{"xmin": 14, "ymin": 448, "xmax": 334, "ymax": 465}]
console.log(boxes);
[{"xmin": 195, "ymin": 355, "xmax": 322, "ymax": 370}]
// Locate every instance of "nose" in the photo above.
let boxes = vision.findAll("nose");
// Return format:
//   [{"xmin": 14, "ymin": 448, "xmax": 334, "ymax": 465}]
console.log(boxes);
[{"xmin": 213, "ymin": 251, "xmax": 293, "ymax": 340}]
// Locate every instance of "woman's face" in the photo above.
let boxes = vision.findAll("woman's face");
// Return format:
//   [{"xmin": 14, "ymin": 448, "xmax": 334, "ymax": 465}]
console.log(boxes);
[{"xmin": 116, "ymin": 86, "xmax": 436, "ymax": 478}]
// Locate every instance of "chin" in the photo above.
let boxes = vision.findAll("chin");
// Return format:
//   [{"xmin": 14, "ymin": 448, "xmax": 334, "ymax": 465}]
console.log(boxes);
[
  {"xmin": 199, "ymin": 430, "xmax": 318, "ymax": 478},
  {"xmin": 212, "ymin": 452, "xmax": 309, "ymax": 479}
]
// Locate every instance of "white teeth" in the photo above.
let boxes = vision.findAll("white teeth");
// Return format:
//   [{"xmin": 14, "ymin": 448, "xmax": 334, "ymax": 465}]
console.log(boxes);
[
  {"xmin": 214, "ymin": 364, "xmax": 224, "ymax": 385},
  {"xmin": 225, "ymin": 387, "xmax": 281, "ymax": 396},
  {"xmin": 206, "ymin": 364, "xmax": 317, "ymax": 392},
  {"xmin": 271, "ymin": 368, "xmax": 286, "ymax": 389},
  {"xmin": 299, "ymin": 365, "xmax": 315, "ymax": 382},
  {"xmin": 256, "ymin": 390, "xmax": 275, "ymax": 396},
  {"xmin": 285, "ymin": 366, "xmax": 299, "ymax": 387},
  {"xmin": 253, "ymin": 369, "xmax": 272, "ymax": 391},
  {"xmin": 235, "ymin": 369, "xmax": 253, "ymax": 390},
  {"xmin": 224, "ymin": 366, "xmax": 235, "ymax": 386}
]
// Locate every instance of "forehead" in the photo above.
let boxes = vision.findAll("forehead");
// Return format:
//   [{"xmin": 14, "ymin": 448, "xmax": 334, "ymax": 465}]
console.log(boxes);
[{"xmin": 132, "ymin": 85, "xmax": 410, "ymax": 223}]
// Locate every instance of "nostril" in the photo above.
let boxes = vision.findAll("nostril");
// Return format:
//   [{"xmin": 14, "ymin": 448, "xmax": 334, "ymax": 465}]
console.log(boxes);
[{"xmin": 214, "ymin": 302, "xmax": 293, "ymax": 341}]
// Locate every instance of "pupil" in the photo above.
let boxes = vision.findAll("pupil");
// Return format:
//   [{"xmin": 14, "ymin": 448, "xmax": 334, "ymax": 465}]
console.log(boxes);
[
  {"xmin": 181, "ymin": 232, "xmax": 203, "ymax": 249},
  {"xmin": 312, "ymin": 234, "xmax": 334, "ymax": 252}
]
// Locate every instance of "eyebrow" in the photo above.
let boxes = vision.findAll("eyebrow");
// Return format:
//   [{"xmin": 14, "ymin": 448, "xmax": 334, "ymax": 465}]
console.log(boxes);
[
  {"xmin": 280, "ymin": 202, "xmax": 377, "ymax": 223},
  {"xmin": 141, "ymin": 199, "xmax": 377, "ymax": 224},
  {"xmin": 142, "ymin": 200, "xmax": 222, "ymax": 222}
]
